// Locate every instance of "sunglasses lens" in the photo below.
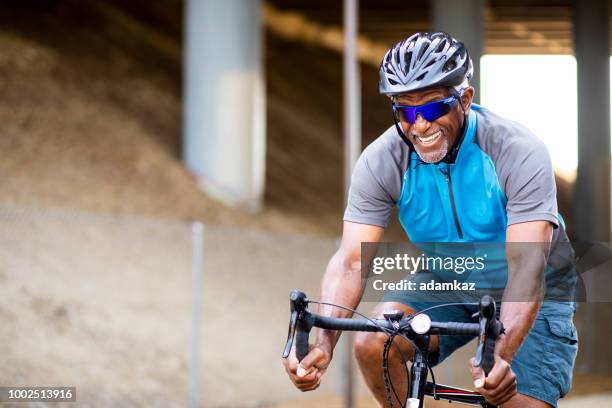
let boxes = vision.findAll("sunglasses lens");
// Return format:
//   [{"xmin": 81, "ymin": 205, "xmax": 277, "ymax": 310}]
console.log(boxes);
[
  {"xmin": 393, "ymin": 97, "xmax": 456, "ymax": 124},
  {"xmin": 419, "ymin": 100, "xmax": 453, "ymax": 122},
  {"xmin": 395, "ymin": 106, "xmax": 416, "ymax": 123}
]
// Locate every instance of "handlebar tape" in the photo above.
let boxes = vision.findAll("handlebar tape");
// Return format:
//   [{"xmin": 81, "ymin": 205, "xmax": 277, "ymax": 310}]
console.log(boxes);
[
  {"xmin": 295, "ymin": 312, "xmax": 315, "ymax": 362},
  {"xmin": 295, "ymin": 329, "xmax": 310, "ymax": 362},
  {"xmin": 314, "ymin": 315, "xmax": 382, "ymax": 331},
  {"xmin": 482, "ymin": 319, "xmax": 503, "ymax": 376},
  {"xmin": 431, "ymin": 322, "xmax": 480, "ymax": 336},
  {"xmin": 482, "ymin": 337, "xmax": 496, "ymax": 376}
]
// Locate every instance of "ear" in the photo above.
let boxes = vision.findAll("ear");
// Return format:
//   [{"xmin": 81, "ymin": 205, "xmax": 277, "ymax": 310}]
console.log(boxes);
[{"xmin": 461, "ymin": 86, "xmax": 475, "ymax": 111}]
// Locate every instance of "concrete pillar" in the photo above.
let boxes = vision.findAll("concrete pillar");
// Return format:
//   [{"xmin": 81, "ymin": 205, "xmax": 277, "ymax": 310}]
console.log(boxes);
[
  {"xmin": 572, "ymin": 0, "xmax": 612, "ymax": 375},
  {"xmin": 573, "ymin": 0, "xmax": 611, "ymax": 242},
  {"xmin": 432, "ymin": 0, "xmax": 485, "ymax": 103},
  {"xmin": 344, "ymin": 0, "xmax": 361, "ymax": 202},
  {"xmin": 184, "ymin": 0, "xmax": 265, "ymax": 212}
]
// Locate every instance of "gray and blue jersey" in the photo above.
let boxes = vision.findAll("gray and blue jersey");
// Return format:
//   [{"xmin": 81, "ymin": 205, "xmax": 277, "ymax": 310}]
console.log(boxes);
[{"xmin": 344, "ymin": 105, "xmax": 565, "ymax": 243}]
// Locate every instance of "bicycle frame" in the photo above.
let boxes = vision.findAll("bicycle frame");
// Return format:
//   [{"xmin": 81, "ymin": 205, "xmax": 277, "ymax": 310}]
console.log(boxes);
[
  {"xmin": 409, "ymin": 337, "xmax": 494, "ymax": 408},
  {"xmin": 425, "ymin": 382, "xmax": 493, "ymax": 407}
]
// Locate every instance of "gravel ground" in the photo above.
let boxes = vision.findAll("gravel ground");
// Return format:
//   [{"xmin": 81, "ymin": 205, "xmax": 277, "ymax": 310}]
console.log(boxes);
[{"xmin": 0, "ymin": 206, "xmax": 339, "ymax": 407}]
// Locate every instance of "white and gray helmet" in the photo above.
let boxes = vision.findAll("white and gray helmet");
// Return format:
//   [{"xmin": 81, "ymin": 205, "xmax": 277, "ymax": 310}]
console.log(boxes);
[{"xmin": 379, "ymin": 32, "xmax": 473, "ymax": 95}]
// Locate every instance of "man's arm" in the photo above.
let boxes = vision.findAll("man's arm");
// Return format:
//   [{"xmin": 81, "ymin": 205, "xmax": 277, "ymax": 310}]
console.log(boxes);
[
  {"xmin": 498, "ymin": 220, "xmax": 552, "ymax": 361},
  {"xmin": 283, "ymin": 221, "xmax": 384, "ymax": 391},
  {"xmin": 316, "ymin": 221, "xmax": 385, "ymax": 352},
  {"xmin": 470, "ymin": 220, "xmax": 552, "ymax": 405}
]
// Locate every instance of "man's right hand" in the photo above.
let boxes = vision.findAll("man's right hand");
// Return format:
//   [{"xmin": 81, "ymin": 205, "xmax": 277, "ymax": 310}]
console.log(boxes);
[{"xmin": 283, "ymin": 343, "xmax": 332, "ymax": 392}]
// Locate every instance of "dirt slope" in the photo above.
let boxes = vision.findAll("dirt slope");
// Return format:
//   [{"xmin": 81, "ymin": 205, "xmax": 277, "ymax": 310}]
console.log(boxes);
[{"xmin": 0, "ymin": 1, "xmax": 350, "ymax": 237}]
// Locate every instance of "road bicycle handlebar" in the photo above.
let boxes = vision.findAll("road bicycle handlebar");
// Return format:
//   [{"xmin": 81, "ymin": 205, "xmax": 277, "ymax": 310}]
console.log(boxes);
[
  {"xmin": 282, "ymin": 290, "xmax": 504, "ymax": 376},
  {"xmin": 312, "ymin": 314, "xmax": 483, "ymax": 335}
]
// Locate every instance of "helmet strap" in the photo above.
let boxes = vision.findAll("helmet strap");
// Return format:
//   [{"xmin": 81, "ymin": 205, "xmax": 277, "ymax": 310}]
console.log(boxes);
[
  {"xmin": 391, "ymin": 104, "xmax": 415, "ymax": 150},
  {"xmin": 440, "ymin": 111, "xmax": 468, "ymax": 164}
]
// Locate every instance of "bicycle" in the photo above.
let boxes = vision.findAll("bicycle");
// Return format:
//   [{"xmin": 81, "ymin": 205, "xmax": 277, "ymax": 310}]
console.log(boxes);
[{"xmin": 282, "ymin": 290, "xmax": 504, "ymax": 408}]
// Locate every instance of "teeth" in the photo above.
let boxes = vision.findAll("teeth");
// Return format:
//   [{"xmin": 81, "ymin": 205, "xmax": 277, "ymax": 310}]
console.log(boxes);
[{"xmin": 417, "ymin": 130, "xmax": 442, "ymax": 146}]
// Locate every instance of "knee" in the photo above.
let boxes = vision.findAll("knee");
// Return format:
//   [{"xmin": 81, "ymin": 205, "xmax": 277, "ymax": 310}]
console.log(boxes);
[{"xmin": 353, "ymin": 331, "xmax": 389, "ymax": 364}]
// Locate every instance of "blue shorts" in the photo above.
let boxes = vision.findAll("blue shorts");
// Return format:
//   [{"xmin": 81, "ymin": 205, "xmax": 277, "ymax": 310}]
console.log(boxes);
[{"xmin": 383, "ymin": 292, "xmax": 578, "ymax": 407}]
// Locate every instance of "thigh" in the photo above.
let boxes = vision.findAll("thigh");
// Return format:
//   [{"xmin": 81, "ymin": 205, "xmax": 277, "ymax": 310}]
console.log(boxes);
[
  {"xmin": 369, "ymin": 301, "xmax": 439, "ymax": 363},
  {"xmin": 501, "ymin": 393, "xmax": 552, "ymax": 408}
]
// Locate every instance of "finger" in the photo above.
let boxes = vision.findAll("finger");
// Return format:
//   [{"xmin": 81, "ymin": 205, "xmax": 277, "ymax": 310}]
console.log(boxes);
[
  {"xmin": 483, "ymin": 357, "xmax": 510, "ymax": 389},
  {"xmin": 297, "ymin": 365, "xmax": 316, "ymax": 378},
  {"xmin": 283, "ymin": 358, "xmax": 300, "ymax": 379},
  {"xmin": 468, "ymin": 357, "xmax": 485, "ymax": 389},
  {"xmin": 294, "ymin": 368, "xmax": 319, "ymax": 385},
  {"xmin": 487, "ymin": 376, "xmax": 517, "ymax": 405},
  {"xmin": 496, "ymin": 385, "xmax": 518, "ymax": 405},
  {"xmin": 283, "ymin": 355, "xmax": 299, "ymax": 372},
  {"xmin": 285, "ymin": 349, "xmax": 300, "ymax": 372},
  {"xmin": 488, "ymin": 370, "xmax": 516, "ymax": 399},
  {"xmin": 298, "ymin": 347, "xmax": 324, "ymax": 373},
  {"xmin": 299, "ymin": 377, "xmax": 322, "ymax": 392},
  {"xmin": 297, "ymin": 375, "xmax": 321, "ymax": 391},
  {"xmin": 483, "ymin": 372, "xmax": 516, "ymax": 405}
]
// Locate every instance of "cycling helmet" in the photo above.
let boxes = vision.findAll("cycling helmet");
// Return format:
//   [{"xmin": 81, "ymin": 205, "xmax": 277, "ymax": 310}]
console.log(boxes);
[{"xmin": 379, "ymin": 32, "xmax": 473, "ymax": 95}]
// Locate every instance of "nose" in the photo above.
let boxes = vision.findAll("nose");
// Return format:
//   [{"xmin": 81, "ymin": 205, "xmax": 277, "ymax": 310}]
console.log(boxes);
[{"xmin": 411, "ymin": 114, "xmax": 431, "ymax": 134}]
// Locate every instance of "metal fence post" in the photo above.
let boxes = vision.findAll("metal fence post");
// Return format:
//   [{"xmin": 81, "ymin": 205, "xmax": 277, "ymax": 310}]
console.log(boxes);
[{"xmin": 190, "ymin": 222, "xmax": 204, "ymax": 408}]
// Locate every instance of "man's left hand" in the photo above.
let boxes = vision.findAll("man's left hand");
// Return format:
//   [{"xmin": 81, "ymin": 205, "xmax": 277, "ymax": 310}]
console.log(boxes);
[{"xmin": 469, "ymin": 355, "xmax": 517, "ymax": 406}]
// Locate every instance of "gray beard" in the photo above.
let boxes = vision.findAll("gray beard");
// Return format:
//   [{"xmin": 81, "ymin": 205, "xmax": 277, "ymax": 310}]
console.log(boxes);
[{"xmin": 414, "ymin": 137, "xmax": 449, "ymax": 163}]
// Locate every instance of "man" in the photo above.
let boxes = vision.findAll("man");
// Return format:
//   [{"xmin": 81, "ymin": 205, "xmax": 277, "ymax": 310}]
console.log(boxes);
[{"xmin": 283, "ymin": 32, "xmax": 578, "ymax": 407}]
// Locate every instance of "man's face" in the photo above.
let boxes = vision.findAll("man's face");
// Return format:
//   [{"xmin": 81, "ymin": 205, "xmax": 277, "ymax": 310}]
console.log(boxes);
[{"xmin": 395, "ymin": 87, "xmax": 474, "ymax": 163}]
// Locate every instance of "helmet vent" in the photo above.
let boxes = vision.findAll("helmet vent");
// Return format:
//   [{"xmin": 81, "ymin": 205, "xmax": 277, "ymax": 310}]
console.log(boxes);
[
  {"xmin": 416, "ymin": 72, "xmax": 426, "ymax": 81},
  {"xmin": 443, "ymin": 59, "xmax": 457, "ymax": 72},
  {"xmin": 417, "ymin": 43, "xmax": 429, "ymax": 60},
  {"xmin": 404, "ymin": 51, "xmax": 412, "ymax": 69}
]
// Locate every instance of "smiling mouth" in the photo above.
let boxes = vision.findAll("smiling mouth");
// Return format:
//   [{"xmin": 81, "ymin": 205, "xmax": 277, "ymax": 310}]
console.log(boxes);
[{"xmin": 414, "ymin": 130, "xmax": 442, "ymax": 146}]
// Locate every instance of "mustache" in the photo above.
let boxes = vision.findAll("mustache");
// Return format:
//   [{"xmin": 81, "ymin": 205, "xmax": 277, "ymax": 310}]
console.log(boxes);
[{"xmin": 410, "ymin": 129, "xmax": 442, "ymax": 138}]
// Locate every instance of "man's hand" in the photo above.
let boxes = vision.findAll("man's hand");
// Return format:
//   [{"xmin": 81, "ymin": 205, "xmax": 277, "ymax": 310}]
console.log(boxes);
[
  {"xmin": 283, "ymin": 343, "xmax": 332, "ymax": 392},
  {"xmin": 469, "ymin": 355, "xmax": 517, "ymax": 405}
]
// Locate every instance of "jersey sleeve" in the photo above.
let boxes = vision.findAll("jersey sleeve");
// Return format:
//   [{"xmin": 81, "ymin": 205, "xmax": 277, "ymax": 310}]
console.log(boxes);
[
  {"xmin": 502, "ymin": 137, "xmax": 560, "ymax": 228},
  {"xmin": 343, "ymin": 150, "xmax": 395, "ymax": 228}
]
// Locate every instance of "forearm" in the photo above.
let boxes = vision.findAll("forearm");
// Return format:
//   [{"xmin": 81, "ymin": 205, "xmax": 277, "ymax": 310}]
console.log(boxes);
[
  {"xmin": 498, "ymin": 242, "xmax": 548, "ymax": 362},
  {"xmin": 498, "ymin": 301, "xmax": 540, "ymax": 362},
  {"xmin": 315, "ymin": 250, "xmax": 365, "ymax": 352}
]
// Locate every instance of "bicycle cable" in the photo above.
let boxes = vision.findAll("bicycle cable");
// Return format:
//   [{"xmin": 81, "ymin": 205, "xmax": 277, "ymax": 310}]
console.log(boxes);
[
  {"xmin": 412, "ymin": 301, "xmax": 479, "ymax": 317},
  {"xmin": 308, "ymin": 300, "xmax": 396, "ymax": 335},
  {"xmin": 306, "ymin": 299, "xmax": 478, "ymax": 408},
  {"xmin": 308, "ymin": 300, "xmax": 409, "ymax": 407},
  {"xmin": 382, "ymin": 331, "xmax": 405, "ymax": 408}
]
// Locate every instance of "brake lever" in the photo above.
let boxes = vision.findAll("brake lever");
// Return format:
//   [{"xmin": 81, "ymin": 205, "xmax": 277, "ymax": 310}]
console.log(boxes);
[
  {"xmin": 282, "ymin": 290, "xmax": 310, "ymax": 360},
  {"xmin": 472, "ymin": 295, "xmax": 503, "ymax": 376},
  {"xmin": 473, "ymin": 317, "xmax": 487, "ymax": 367},
  {"xmin": 282, "ymin": 310, "xmax": 298, "ymax": 358}
]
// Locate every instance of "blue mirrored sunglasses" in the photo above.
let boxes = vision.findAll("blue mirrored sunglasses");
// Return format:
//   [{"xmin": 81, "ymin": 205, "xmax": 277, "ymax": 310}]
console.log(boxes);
[{"xmin": 392, "ymin": 95, "xmax": 459, "ymax": 124}]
